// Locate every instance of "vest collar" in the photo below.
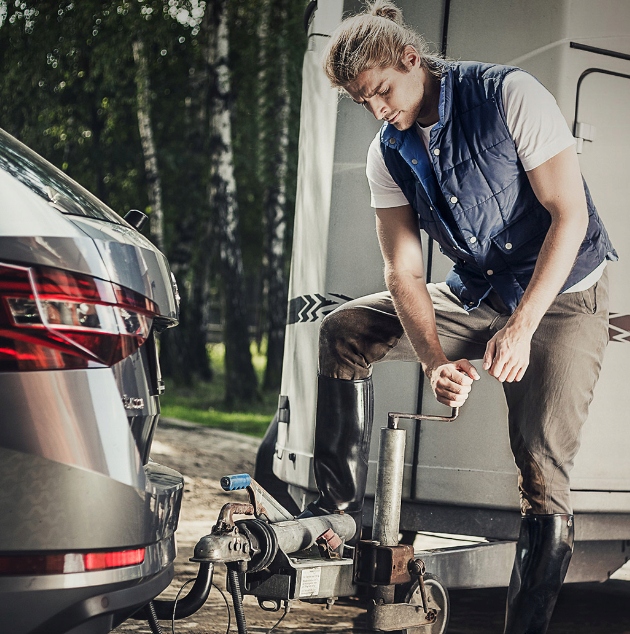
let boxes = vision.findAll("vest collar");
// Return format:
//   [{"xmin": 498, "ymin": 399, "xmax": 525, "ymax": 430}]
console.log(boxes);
[{"xmin": 437, "ymin": 62, "xmax": 457, "ymax": 130}]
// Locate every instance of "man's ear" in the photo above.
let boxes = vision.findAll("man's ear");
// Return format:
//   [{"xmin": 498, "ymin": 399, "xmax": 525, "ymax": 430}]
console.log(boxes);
[{"xmin": 400, "ymin": 45, "xmax": 421, "ymax": 71}]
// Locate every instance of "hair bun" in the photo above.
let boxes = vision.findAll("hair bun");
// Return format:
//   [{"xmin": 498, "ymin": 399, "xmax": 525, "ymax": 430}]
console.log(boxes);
[{"xmin": 369, "ymin": 1, "xmax": 403, "ymax": 25}]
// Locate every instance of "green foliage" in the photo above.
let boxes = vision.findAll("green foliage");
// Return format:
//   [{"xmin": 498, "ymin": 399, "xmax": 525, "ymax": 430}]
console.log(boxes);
[
  {"xmin": 0, "ymin": 0, "xmax": 307, "ymax": 402},
  {"xmin": 159, "ymin": 404, "xmax": 271, "ymax": 436},
  {"xmin": 160, "ymin": 343, "xmax": 278, "ymax": 437},
  {"xmin": 1, "ymin": 1, "xmax": 194, "ymax": 213}
]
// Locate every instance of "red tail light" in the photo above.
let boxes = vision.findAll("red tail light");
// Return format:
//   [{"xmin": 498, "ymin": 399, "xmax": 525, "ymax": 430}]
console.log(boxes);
[
  {"xmin": 82, "ymin": 548, "xmax": 146, "ymax": 571},
  {"xmin": 0, "ymin": 548, "xmax": 145, "ymax": 575},
  {"xmin": 0, "ymin": 263, "xmax": 158, "ymax": 371}
]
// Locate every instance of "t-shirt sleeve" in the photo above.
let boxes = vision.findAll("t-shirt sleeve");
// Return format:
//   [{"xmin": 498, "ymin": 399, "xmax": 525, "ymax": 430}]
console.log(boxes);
[
  {"xmin": 502, "ymin": 71, "xmax": 576, "ymax": 171},
  {"xmin": 366, "ymin": 132, "xmax": 410, "ymax": 208}
]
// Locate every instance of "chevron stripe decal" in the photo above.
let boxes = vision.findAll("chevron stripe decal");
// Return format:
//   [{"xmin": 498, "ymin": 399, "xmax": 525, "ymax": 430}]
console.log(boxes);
[
  {"xmin": 287, "ymin": 293, "xmax": 353, "ymax": 325},
  {"xmin": 609, "ymin": 313, "xmax": 630, "ymax": 343}
]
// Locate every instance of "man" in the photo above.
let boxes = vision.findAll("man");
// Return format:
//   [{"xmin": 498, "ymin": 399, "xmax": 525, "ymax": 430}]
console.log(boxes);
[{"xmin": 303, "ymin": 2, "xmax": 617, "ymax": 633}]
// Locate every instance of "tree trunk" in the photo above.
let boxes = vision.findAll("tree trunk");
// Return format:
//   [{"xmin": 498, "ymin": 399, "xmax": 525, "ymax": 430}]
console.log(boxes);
[
  {"xmin": 261, "ymin": 0, "xmax": 290, "ymax": 390},
  {"xmin": 253, "ymin": 0, "xmax": 271, "ymax": 351},
  {"xmin": 132, "ymin": 38, "xmax": 165, "ymax": 252},
  {"xmin": 206, "ymin": 0, "xmax": 258, "ymax": 406},
  {"xmin": 161, "ymin": 30, "xmax": 217, "ymax": 386},
  {"xmin": 158, "ymin": 266, "xmax": 194, "ymax": 385}
]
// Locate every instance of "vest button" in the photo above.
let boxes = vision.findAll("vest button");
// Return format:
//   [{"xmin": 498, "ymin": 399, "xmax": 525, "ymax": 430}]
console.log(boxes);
[
  {"xmin": 505, "ymin": 242, "xmax": 513, "ymax": 250},
  {"xmin": 487, "ymin": 269, "xmax": 494, "ymax": 276},
  {"xmin": 469, "ymin": 236, "xmax": 477, "ymax": 244},
  {"xmin": 433, "ymin": 148, "xmax": 440, "ymax": 156},
  {"xmin": 411, "ymin": 158, "xmax": 418, "ymax": 165},
  {"xmin": 468, "ymin": 301, "xmax": 475, "ymax": 306},
  {"xmin": 389, "ymin": 137, "xmax": 396, "ymax": 144},
  {"xmin": 450, "ymin": 196, "xmax": 458, "ymax": 204}
]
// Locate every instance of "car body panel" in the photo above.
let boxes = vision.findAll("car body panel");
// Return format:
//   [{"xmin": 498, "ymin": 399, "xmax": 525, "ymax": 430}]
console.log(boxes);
[
  {"xmin": 0, "ymin": 560, "xmax": 174, "ymax": 634},
  {"xmin": 68, "ymin": 215, "xmax": 177, "ymax": 321},
  {"xmin": 0, "ymin": 126, "xmax": 184, "ymax": 631},
  {"xmin": 0, "ymin": 235, "xmax": 110, "ymax": 279},
  {"xmin": 0, "ymin": 447, "xmax": 182, "ymax": 551},
  {"xmin": 0, "ymin": 368, "xmax": 144, "ymax": 485}
]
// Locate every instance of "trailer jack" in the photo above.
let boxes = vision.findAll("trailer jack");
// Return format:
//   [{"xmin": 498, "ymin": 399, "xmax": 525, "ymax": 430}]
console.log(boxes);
[{"xmin": 181, "ymin": 408, "xmax": 461, "ymax": 634}]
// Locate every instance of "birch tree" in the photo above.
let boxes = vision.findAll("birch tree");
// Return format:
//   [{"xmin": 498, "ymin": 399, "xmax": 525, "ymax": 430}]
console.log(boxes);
[
  {"xmin": 132, "ymin": 37, "xmax": 165, "ymax": 252},
  {"xmin": 206, "ymin": 0, "xmax": 258, "ymax": 404}
]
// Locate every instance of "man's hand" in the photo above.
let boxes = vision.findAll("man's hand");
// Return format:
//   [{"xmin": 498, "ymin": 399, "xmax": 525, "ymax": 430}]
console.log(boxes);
[
  {"xmin": 483, "ymin": 325, "xmax": 532, "ymax": 382},
  {"xmin": 426, "ymin": 360, "xmax": 480, "ymax": 407}
]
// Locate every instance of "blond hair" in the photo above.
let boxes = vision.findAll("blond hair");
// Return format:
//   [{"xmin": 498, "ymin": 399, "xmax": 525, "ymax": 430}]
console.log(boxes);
[{"xmin": 323, "ymin": 1, "xmax": 440, "ymax": 88}]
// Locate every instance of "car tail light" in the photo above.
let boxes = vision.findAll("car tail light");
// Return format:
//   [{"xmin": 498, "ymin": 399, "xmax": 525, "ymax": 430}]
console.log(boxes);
[
  {"xmin": 0, "ymin": 548, "xmax": 145, "ymax": 575},
  {"xmin": 0, "ymin": 262, "xmax": 159, "ymax": 371}
]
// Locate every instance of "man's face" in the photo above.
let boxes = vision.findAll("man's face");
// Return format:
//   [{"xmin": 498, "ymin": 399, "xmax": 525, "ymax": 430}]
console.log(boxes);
[{"xmin": 345, "ymin": 48, "xmax": 435, "ymax": 130}]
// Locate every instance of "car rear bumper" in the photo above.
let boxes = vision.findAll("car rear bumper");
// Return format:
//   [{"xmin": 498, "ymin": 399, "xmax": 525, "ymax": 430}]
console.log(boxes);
[
  {"xmin": 0, "ymin": 459, "xmax": 184, "ymax": 633},
  {"xmin": 0, "ymin": 554, "xmax": 174, "ymax": 633}
]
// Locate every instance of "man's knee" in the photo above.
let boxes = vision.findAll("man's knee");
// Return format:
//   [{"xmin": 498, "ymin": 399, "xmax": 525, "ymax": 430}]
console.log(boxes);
[
  {"xmin": 515, "ymin": 449, "xmax": 573, "ymax": 515},
  {"xmin": 318, "ymin": 308, "xmax": 371, "ymax": 379},
  {"xmin": 319, "ymin": 308, "xmax": 343, "ymax": 345}
]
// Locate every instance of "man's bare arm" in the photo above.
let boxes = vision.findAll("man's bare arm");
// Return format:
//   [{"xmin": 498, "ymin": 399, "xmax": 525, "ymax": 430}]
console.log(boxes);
[
  {"xmin": 376, "ymin": 204, "xmax": 479, "ymax": 406},
  {"xmin": 483, "ymin": 145, "xmax": 589, "ymax": 382}
]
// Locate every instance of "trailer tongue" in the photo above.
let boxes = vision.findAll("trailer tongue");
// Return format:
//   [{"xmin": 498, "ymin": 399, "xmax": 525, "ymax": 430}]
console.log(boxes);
[{"xmin": 179, "ymin": 409, "xmax": 465, "ymax": 634}]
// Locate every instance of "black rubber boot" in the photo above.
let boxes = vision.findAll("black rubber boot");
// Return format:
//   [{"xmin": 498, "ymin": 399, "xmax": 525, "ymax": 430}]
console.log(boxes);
[
  {"xmin": 504, "ymin": 514, "xmax": 574, "ymax": 634},
  {"xmin": 301, "ymin": 374, "xmax": 373, "ymax": 546}
]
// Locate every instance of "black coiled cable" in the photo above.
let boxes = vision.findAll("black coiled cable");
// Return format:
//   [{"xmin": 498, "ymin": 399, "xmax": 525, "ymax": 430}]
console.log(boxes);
[
  {"xmin": 145, "ymin": 601, "xmax": 164, "ymax": 634},
  {"xmin": 227, "ymin": 564, "xmax": 248, "ymax": 634}
]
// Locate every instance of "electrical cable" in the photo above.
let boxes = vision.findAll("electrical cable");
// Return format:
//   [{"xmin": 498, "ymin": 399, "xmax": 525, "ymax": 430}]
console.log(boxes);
[
  {"xmin": 266, "ymin": 601, "xmax": 291, "ymax": 634},
  {"xmin": 213, "ymin": 582, "xmax": 232, "ymax": 634},
  {"xmin": 156, "ymin": 576, "xmax": 230, "ymax": 634},
  {"xmin": 170, "ymin": 578, "xmax": 196, "ymax": 634},
  {"xmin": 151, "ymin": 562, "xmax": 214, "ymax": 620}
]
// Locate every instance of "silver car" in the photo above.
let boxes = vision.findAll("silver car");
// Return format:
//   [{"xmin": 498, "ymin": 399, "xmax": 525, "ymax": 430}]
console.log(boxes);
[{"xmin": 0, "ymin": 128, "xmax": 185, "ymax": 633}]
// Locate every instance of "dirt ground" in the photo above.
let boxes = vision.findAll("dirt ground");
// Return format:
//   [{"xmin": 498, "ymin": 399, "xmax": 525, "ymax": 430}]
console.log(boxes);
[{"xmin": 113, "ymin": 418, "xmax": 630, "ymax": 634}]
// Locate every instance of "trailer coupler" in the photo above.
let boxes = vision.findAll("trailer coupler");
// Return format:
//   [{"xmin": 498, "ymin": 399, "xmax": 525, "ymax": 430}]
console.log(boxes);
[
  {"xmin": 191, "ymin": 474, "xmax": 355, "ymax": 572},
  {"xmin": 188, "ymin": 410, "xmax": 462, "ymax": 633},
  {"xmin": 188, "ymin": 473, "xmax": 448, "ymax": 633}
]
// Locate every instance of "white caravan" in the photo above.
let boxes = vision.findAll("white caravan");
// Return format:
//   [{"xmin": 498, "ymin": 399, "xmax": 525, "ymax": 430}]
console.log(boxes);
[{"xmin": 259, "ymin": 0, "xmax": 630, "ymax": 587}]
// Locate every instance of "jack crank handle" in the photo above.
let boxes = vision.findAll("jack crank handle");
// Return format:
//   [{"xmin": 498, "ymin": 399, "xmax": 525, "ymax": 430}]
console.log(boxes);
[{"xmin": 387, "ymin": 407, "xmax": 459, "ymax": 429}]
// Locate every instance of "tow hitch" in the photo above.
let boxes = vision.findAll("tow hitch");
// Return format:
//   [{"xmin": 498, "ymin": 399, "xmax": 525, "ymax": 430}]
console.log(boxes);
[{"xmin": 182, "ymin": 408, "xmax": 460, "ymax": 634}]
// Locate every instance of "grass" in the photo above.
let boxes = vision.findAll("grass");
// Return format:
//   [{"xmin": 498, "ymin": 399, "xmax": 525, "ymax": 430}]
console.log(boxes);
[{"xmin": 159, "ymin": 343, "xmax": 277, "ymax": 438}]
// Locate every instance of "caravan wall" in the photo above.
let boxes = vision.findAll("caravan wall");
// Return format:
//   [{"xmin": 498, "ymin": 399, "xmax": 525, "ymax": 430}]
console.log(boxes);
[{"xmin": 274, "ymin": 0, "xmax": 630, "ymax": 536}]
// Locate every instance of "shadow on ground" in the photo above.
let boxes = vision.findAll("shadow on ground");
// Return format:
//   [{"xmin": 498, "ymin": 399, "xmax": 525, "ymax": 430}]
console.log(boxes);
[{"xmin": 435, "ymin": 581, "xmax": 630, "ymax": 633}]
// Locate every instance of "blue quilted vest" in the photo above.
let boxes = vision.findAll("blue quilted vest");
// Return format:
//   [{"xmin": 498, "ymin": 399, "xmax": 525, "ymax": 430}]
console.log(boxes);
[{"xmin": 381, "ymin": 61, "xmax": 617, "ymax": 312}]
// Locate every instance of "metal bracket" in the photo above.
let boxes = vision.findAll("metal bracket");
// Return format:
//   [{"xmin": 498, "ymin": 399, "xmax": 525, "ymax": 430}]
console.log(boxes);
[
  {"xmin": 355, "ymin": 542, "xmax": 414, "ymax": 585},
  {"xmin": 574, "ymin": 121, "xmax": 596, "ymax": 154},
  {"xmin": 409, "ymin": 559, "xmax": 429, "ymax": 614},
  {"xmin": 275, "ymin": 395, "xmax": 290, "ymax": 460},
  {"xmin": 212, "ymin": 502, "xmax": 255, "ymax": 532}
]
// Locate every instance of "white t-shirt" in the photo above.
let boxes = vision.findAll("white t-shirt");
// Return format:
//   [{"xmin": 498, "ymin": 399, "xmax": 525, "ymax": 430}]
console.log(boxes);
[{"xmin": 366, "ymin": 70, "xmax": 604, "ymax": 292}]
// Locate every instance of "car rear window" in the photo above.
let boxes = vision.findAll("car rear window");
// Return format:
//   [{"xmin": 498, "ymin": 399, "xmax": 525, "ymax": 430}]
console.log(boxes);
[{"xmin": 0, "ymin": 128, "xmax": 124, "ymax": 225}]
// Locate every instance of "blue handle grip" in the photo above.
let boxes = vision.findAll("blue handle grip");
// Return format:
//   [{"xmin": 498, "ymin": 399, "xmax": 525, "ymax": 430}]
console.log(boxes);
[{"xmin": 221, "ymin": 473, "xmax": 252, "ymax": 491}]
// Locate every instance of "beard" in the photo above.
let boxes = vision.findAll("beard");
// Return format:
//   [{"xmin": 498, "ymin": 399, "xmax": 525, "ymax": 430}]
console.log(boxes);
[{"xmin": 393, "ymin": 103, "xmax": 423, "ymax": 130}]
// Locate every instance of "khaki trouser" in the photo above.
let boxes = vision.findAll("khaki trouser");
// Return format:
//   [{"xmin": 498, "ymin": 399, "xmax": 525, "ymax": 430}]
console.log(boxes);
[{"xmin": 318, "ymin": 271, "xmax": 610, "ymax": 515}]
